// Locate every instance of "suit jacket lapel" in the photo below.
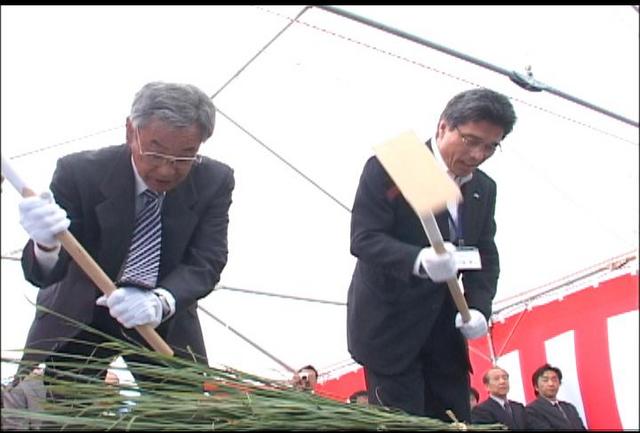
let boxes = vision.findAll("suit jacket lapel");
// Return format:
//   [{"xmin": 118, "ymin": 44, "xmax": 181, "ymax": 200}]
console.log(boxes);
[
  {"xmin": 461, "ymin": 176, "xmax": 483, "ymax": 244},
  {"xmin": 489, "ymin": 398, "xmax": 511, "ymax": 425},
  {"xmin": 540, "ymin": 398, "xmax": 569, "ymax": 425},
  {"xmin": 159, "ymin": 175, "xmax": 199, "ymax": 277},
  {"xmin": 96, "ymin": 146, "xmax": 137, "ymax": 279},
  {"xmin": 424, "ymin": 139, "xmax": 452, "ymax": 242},
  {"xmin": 434, "ymin": 211, "xmax": 451, "ymax": 242}
]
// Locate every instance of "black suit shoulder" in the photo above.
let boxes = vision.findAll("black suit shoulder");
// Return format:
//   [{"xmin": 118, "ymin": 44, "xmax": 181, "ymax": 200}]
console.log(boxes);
[
  {"xmin": 472, "ymin": 167, "xmax": 496, "ymax": 188},
  {"xmin": 471, "ymin": 398, "xmax": 502, "ymax": 424},
  {"xmin": 55, "ymin": 143, "xmax": 124, "ymax": 175},
  {"xmin": 472, "ymin": 398, "xmax": 527, "ymax": 430},
  {"xmin": 359, "ymin": 155, "xmax": 393, "ymax": 189},
  {"xmin": 58, "ymin": 143, "xmax": 127, "ymax": 166},
  {"xmin": 525, "ymin": 397, "xmax": 585, "ymax": 430},
  {"xmin": 525, "ymin": 397, "xmax": 552, "ymax": 429},
  {"xmin": 191, "ymin": 156, "xmax": 234, "ymax": 190}
]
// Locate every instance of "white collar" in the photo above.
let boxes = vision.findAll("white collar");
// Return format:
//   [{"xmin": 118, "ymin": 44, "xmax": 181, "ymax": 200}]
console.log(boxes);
[
  {"xmin": 489, "ymin": 395, "xmax": 508, "ymax": 407},
  {"xmin": 431, "ymin": 135, "xmax": 473, "ymax": 187}
]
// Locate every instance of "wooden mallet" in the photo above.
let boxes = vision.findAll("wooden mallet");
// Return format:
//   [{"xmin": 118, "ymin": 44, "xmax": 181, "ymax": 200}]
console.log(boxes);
[
  {"xmin": 1, "ymin": 155, "xmax": 174, "ymax": 355},
  {"xmin": 373, "ymin": 131, "xmax": 471, "ymax": 322}
]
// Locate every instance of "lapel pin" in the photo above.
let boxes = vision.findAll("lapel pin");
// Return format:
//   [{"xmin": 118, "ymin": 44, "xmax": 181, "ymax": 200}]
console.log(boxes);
[{"xmin": 473, "ymin": 192, "xmax": 480, "ymax": 199}]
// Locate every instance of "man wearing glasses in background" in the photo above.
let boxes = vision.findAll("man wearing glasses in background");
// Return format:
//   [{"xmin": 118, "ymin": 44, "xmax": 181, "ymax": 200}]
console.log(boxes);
[
  {"xmin": 4, "ymin": 82, "xmax": 234, "ymax": 416},
  {"xmin": 347, "ymin": 88, "xmax": 516, "ymax": 423}
]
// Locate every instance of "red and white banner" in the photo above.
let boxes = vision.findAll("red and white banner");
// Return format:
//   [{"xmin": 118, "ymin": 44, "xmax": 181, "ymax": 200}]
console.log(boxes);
[
  {"xmin": 316, "ymin": 265, "xmax": 638, "ymax": 430},
  {"xmin": 470, "ymin": 270, "xmax": 638, "ymax": 430}
]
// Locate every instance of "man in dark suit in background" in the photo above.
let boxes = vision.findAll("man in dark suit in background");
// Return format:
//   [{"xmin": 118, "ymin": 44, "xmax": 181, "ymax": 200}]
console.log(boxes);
[
  {"xmin": 469, "ymin": 386, "xmax": 480, "ymax": 409},
  {"xmin": 4, "ymin": 82, "xmax": 234, "ymax": 401},
  {"xmin": 346, "ymin": 88, "xmax": 517, "ymax": 422},
  {"xmin": 525, "ymin": 363, "xmax": 586, "ymax": 430},
  {"xmin": 472, "ymin": 366, "xmax": 527, "ymax": 429}
]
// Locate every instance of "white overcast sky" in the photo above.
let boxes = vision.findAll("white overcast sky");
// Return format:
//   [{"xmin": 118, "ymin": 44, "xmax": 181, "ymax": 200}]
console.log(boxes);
[{"xmin": 1, "ymin": 5, "xmax": 638, "ymax": 381}]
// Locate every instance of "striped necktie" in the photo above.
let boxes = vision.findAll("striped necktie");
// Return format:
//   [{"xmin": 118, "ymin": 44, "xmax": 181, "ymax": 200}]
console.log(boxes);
[{"xmin": 118, "ymin": 189, "xmax": 162, "ymax": 289}]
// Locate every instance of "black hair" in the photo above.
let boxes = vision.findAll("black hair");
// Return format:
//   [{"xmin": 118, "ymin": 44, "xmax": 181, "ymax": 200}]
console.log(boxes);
[
  {"xmin": 348, "ymin": 389, "xmax": 368, "ymax": 404},
  {"xmin": 297, "ymin": 365, "xmax": 318, "ymax": 377},
  {"xmin": 439, "ymin": 88, "xmax": 517, "ymax": 139},
  {"xmin": 531, "ymin": 363, "xmax": 563, "ymax": 396}
]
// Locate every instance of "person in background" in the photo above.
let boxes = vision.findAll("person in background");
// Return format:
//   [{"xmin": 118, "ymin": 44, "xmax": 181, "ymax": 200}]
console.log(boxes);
[
  {"xmin": 3, "ymin": 81, "xmax": 234, "ymax": 417},
  {"xmin": 348, "ymin": 389, "xmax": 369, "ymax": 406},
  {"xmin": 469, "ymin": 386, "xmax": 480, "ymax": 409},
  {"xmin": 471, "ymin": 366, "xmax": 526, "ymax": 429},
  {"xmin": 1, "ymin": 366, "xmax": 46, "ymax": 429},
  {"xmin": 346, "ymin": 88, "xmax": 517, "ymax": 422},
  {"xmin": 105, "ymin": 370, "xmax": 120, "ymax": 386},
  {"xmin": 525, "ymin": 363, "xmax": 586, "ymax": 430},
  {"xmin": 292, "ymin": 365, "xmax": 319, "ymax": 392}
]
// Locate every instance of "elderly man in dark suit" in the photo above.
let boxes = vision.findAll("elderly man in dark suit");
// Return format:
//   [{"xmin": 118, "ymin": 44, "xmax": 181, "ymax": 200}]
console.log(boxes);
[
  {"xmin": 525, "ymin": 363, "xmax": 586, "ymax": 430},
  {"xmin": 472, "ymin": 366, "xmax": 527, "ymax": 429},
  {"xmin": 347, "ymin": 88, "xmax": 517, "ymax": 422},
  {"xmin": 7, "ymin": 82, "xmax": 234, "ymax": 393}
]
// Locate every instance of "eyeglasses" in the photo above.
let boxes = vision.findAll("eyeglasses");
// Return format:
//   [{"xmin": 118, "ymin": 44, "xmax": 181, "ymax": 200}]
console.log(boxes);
[
  {"xmin": 136, "ymin": 128, "xmax": 202, "ymax": 168},
  {"xmin": 455, "ymin": 126, "xmax": 501, "ymax": 155}
]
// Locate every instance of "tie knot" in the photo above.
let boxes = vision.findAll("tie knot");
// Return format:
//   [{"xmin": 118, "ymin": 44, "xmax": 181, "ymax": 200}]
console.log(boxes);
[
  {"xmin": 144, "ymin": 189, "xmax": 160, "ymax": 198},
  {"xmin": 142, "ymin": 189, "xmax": 160, "ymax": 204}
]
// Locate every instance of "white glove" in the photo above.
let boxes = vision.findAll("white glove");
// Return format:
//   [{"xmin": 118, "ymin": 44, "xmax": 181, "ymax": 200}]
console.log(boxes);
[
  {"xmin": 96, "ymin": 286, "xmax": 163, "ymax": 329},
  {"xmin": 416, "ymin": 242, "xmax": 458, "ymax": 282},
  {"xmin": 19, "ymin": 191, "xmax": 70, "ymax": 249},
  {"xmin": 455, "ymin": 309, "xmax": 488, "ymax": 340}
]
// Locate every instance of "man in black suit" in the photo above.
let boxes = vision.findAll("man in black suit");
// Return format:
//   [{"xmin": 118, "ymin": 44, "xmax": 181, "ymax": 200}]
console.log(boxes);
[
  {"xmin": 5, "ymin": 82, "xmax": 234, "ymax": 395},
  {"xmin": 525, "ymin": 363, "xmax": 586, "ymax": 430},
  {"xmin": 471, "ymin": 366, "xmax": 527, "ymax": 429},
  {"xmin": 347, "ymin": 88, "xmax": 517, "ymax": 422},
  {"xmin": 469, "ymin": 386, "xmax": 480, "ymax": 409}
]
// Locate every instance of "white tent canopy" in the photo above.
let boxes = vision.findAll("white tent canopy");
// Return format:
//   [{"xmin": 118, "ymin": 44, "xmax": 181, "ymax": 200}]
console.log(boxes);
[{"xmin": 1, "ymin": 5, "xmax": 638, "ymax": 381}]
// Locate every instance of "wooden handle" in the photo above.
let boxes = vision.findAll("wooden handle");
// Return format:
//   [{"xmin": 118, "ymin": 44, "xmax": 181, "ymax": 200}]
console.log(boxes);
[
  {"xmin": 419, "ymin": 213, "xmax": 471, "ymax": 323},
  {"xmin": 57, "ymin": 231, "xmax": 174, "ymax": 356},
  {"xmin": 1, "ymin": 156, "xmax": 173, "ymax": 355},
  {"xmin": 371, "ymin": 134, "xmax": 468, "ymax": 322}
]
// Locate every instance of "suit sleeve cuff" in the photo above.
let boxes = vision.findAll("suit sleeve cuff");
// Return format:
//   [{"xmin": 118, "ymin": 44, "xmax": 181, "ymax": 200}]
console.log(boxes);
[
  {"xmin": 33, "ymin": 243, "xmax": 62, "ymax": 275},
  {"xmin": 153, "ymin": 287, "xmax": 176, "ymax": 320},
  {"xmin": 413, "ymin": 250, "xmax": 426, "ymax": 277}
]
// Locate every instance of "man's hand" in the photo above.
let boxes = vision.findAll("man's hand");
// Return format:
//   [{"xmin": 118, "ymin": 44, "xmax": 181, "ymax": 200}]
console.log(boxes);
[
  {"xmin": 19, "ymin": 191, "xmax": 70, "ymax": 250},
  {"xmin": 96, "ymin": 286, "xmax": 163, "ymax": 328},
  {"xmin": 455, "ymin": 309, "xmax": 488, "ymax": 339},
  {"xmin": 416, "ymin": 242, "xmax": 458, "ymax": 282}
]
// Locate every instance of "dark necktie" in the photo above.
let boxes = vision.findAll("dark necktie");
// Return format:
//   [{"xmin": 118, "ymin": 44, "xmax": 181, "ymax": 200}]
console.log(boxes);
[
  {"xmin": 553, "ymin": 401, "xmax": 569, "ymax": 421},
  {"xmin": 503, "ymin": 400, "xmax": 513, "ymax": 428},
  {"xmin": 504, "ymin": 401, "xmax": 513, "ymax": 418},
  {"xmin": 118, "ymin": 189, "xmax": 162, "ymax": 289}
]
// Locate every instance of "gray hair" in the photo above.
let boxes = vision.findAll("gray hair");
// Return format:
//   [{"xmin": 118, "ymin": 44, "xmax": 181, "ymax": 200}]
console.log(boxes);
[
  {"xmin": 129, "ymin": 82, "xmax": 216, "ymax": 142},
  {"xmin": 439, "ymin": 88, "xmax": 517, "ymax": 139}
]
